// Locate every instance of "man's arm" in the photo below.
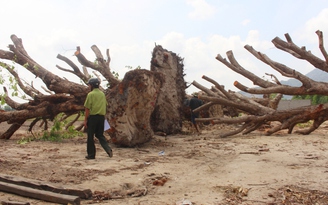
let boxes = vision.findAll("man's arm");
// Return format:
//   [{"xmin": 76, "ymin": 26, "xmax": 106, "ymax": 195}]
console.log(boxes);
[{"xmin": 84, "ymin": 108, "xmax": 90, "ymax": 128}]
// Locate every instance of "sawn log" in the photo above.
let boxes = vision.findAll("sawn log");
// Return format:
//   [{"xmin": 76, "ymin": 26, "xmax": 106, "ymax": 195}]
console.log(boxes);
[
  {"xmin": 0, "ymin": 174, "xmax": 92, "ymax": 199},
  {"xmin": 1, "ymin": 201, "xmax": 30, "ymax": 205},
  {"xmin": 0, "ymin": 181, "xmax": 80, "ymax": 205}
]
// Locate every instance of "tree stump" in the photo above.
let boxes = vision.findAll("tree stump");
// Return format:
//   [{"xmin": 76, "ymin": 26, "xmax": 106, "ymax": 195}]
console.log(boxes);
[
  {"xmin": 150, "ymin": 45, "xmax": 186, "ymax": 135},
  {"xmin": 107, "ymin": 69, "xmax": 164, "ymax": 147}
]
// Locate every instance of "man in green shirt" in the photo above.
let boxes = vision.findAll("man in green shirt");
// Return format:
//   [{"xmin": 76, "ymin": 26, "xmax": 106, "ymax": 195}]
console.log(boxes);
[{"xmin": 84, "ymin": 78, "xmax": 113, "ymax": 160}]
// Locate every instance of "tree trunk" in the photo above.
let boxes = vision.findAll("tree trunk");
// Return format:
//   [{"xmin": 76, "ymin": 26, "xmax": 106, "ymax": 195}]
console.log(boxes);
[
  {"xmin": 150, "ymin": 45, "xmax": 186, "ymax": 135},
  {"xmin": 106, "ymin": 69, "xmax": 164, "ymax": 147}
]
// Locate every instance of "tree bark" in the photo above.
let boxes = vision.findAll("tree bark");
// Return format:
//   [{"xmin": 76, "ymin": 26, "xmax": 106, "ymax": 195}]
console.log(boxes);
[
  {"xmin": 150, "ymin": 45, "xmax": 186, "ymax": 134},
  {"xmin": 106, "ymin": 69, "xmax": 164, "ymax": 147}
]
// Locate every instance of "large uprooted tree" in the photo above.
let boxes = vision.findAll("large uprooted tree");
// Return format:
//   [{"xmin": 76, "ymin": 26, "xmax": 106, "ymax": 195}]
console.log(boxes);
[
  {"xmin": 0, "ymin": 35, "xmax": 186, "ymax": 147},
  {"xmin": 193, "ymin": 30, "xmax": 328, "ymax": 137},
  {"xmin": 1, "ymin": 30, "xmax": 328, "ymax": 145}
]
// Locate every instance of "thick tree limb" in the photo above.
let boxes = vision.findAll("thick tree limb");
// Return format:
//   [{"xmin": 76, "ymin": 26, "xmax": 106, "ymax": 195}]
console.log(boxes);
[
  {"xmin": 216, "ymin": 52, "xmax": 276, "ymax": 88},
  {"xmin": 272, "ymin": 33, "xmax": 328, "ymax": 72},
  {"xmin": 193, "ymin": 31, "xmax": 328, "ymax": 137},
  {"xmin": 1, "ymin": 120, "xmax": 25, "ymax": 139},
  {"xmin": 6, "ymin": 35, "xmax": 87, "ymax": 96},
  {"xmin": 192, "ymin": 79, "xmax": 275, "ymax": 115},
  {"xmin": 196, "ymin": 104, "xmax": 328, "ymax": 137},
  {"xmin": 202, "ymin": 75, "xmax": 232, "ymax": 99},
  {"xmin": 230, "ymin": 43, "xmax": 328, "ymax": 96},
  {"xmin": 74, "ymin": 46, "xmax": 119, "ymax": 87},
  {"xmin": 245, "ymin": 45, "xmax": 313, "ymax": 88}
]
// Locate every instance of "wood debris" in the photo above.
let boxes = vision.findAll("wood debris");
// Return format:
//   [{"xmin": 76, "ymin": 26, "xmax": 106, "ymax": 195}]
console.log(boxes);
[
  {"xmin": 271, "ymin": 185, "xmax": 328, "ymax": 204},
  {"xmin": 0, "ymin": 174, "xmax": 93, "ymax": 205}
]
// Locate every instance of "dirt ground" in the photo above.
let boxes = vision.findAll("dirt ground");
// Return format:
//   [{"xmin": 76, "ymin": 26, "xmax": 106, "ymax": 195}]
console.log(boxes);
[{"xmin": 1, "ymin": 121, "xmax": 328, "ymax": 205}]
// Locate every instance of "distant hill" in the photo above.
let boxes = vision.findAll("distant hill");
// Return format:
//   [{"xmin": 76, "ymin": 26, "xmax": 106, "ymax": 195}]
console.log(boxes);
[
  {"xmin": 240, "ymin": 69, "xmax": 328, "ymax": 99},
  {"xmin": 280, "ymin": 69, "xmax": 328, "ymax": 87}
]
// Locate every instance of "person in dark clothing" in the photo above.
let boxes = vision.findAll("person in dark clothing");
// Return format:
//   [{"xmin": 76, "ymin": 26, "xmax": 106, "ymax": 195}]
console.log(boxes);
[
  {"xmin": 84, "ymin": 78, "xmax": 113, "ymax": 160},
  {"xmin": 189, "ymin": 93, "xmax": 203, "ymax": 133}
]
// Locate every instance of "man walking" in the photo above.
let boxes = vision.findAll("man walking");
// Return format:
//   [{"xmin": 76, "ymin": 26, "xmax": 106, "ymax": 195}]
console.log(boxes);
[{"xmin": 84, "ymin": 78, "xmax": 113, "ymax": 160}]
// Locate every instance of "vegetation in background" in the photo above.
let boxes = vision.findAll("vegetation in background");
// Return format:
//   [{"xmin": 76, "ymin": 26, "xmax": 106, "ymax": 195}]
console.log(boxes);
[
  {"xmin": 292, "ymin": 95, "xmax": 328, "ymax": 105},
  {"xmin": 296, "ymin": 120, "xmax": 313, "ymax": 128},
  {"xmin": 17, "ymin": 113, "xmax": 83, "ymax": 144}
]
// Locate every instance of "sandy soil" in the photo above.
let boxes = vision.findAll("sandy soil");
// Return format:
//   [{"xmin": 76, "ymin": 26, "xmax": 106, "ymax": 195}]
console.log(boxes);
[{"xmin": 1, "ymin": 121, "xmax": 328, "ymax": 205}]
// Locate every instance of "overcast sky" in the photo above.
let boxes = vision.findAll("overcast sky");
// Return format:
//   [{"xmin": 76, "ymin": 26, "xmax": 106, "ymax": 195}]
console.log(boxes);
[{"xmin": 0, "ymin": 0, "xmax": 328, "ymax": 100}]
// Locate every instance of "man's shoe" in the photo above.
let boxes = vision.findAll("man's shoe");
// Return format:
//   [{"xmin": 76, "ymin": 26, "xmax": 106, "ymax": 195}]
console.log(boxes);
[
  {"xmin": 85, "ymin": 156, "xmax": 95, "ymax": 160},
  {"xmin": 107, "ymin": 150, "xmax": 113, "ymax": 158}
]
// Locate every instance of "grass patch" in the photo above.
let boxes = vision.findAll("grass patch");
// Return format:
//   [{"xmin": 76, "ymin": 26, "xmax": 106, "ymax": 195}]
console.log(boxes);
[
  {"xmin": 17, "ymin": 113, "xmax": 84, "ymax": 144},
  {"xmin": 296, "ymin": 120, "xmax": 312, "ymax": 128}
]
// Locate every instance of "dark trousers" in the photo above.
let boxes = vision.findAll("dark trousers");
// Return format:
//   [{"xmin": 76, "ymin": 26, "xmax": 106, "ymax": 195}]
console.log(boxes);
[
  {"xmin": 87, "ymin": 115, "xmax": 111, "ymax": 158},
  {"xmin": 191, "ymin": 111, "xmax": 199, "ymax": 124}
]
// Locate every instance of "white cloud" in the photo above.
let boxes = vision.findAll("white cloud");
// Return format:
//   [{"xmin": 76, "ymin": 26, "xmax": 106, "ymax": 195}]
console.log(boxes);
[
  {"xmin": 186, "ymin": 0, "xmax": 216, "ymax": 20},
  {"xmin": 241, "ymin": 19, "xmax": 251, "ymax": 26},
  {"xmin": 244, "ymin": 30, "xmax": 273, "ymax": 50},
  {"xmin": 154, "ymin": 32, "xmax": 267, "ymax": 93},
  {"xmin": 303, "ymin": 8, "xmax": 328, "ymax": 42},
  {"xmin": 294, "ymin": 8, "xmax": 328, "ymax": 50},
  {"xmin": 281, "ymin": 8, "xmax": 328, "ymax": 74}
]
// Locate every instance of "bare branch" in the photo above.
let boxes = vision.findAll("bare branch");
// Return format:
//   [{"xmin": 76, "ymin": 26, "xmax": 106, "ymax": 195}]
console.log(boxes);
[
  {"xmin": 74, "ymin": 46, "xmax": 119, "ymax": 87},
  {"xmin": 56, "ymin": 54, "xmax": 88, "ymax": 83},
  {"xmin": 8, "ymin": 35, "xmax": 86, "ymax": 95},
  {"xmin": 216, "ymin": 52, "xmax": 275, "ymax": 88},
  {"xmin": 316, "ymin": 30, "xmax": 328, "ymax": 63},
  {"xmin": 41, "ymin": 86, "xmax": 54, "ymax": 95},
  {"xmin": 2, "ymin": 87, "xmax": 23, "ymax": 110},
  {"xmin": 106, "ymin": 49, "xmax": 111, "ymax": 67},
  {"xmin": 202, "ymin": 75, "xmax": 233, "ymax": 99},
  {"xmin": 0, "ymin": 62, "xmax": 42, "ymax": 99},
  {"xmin": 245, "ymin": 45, "xmax": 313, "ymax": 88},
  {"xmin": 264, "ymin": 73, "xmax": 281, "ymax": 85},
  {"xmin": 272, "ymin": 35, "xmax": 328, "ymax": 72},
  {"xmin": 82, "ymin": 66, "xmax": 90, "ymax": 79}
]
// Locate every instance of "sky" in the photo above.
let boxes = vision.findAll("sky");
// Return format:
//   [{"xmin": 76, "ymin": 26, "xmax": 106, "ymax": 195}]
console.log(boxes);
[{"xmin": 0, "ymin": 0, "xmax": 328, "ymax": 101}]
